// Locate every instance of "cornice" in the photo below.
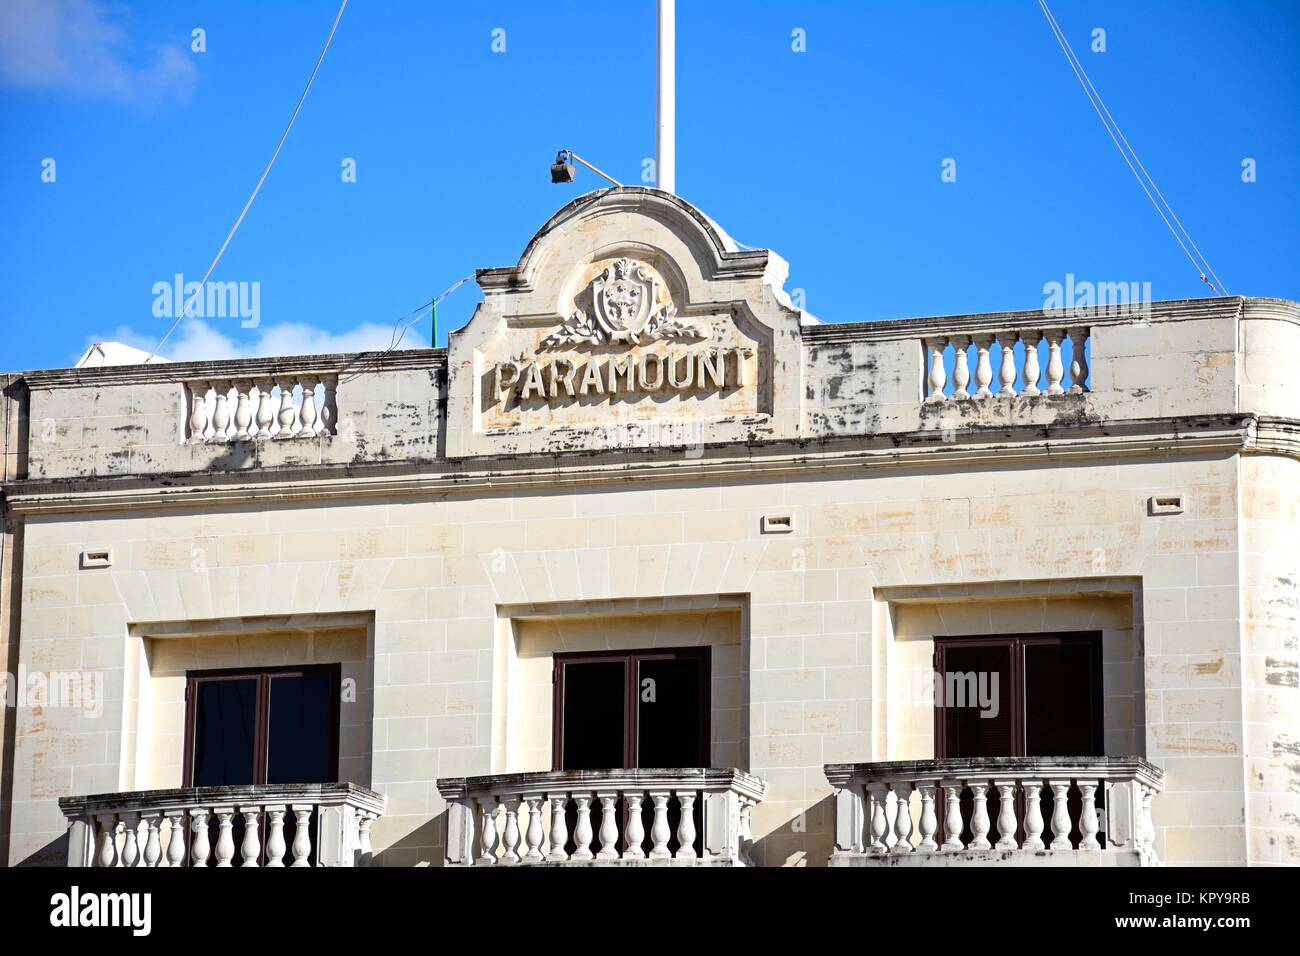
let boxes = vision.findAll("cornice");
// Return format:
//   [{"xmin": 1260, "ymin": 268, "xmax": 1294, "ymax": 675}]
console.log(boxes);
[
  {"xmin": 802, "ymin": 296, "xmax": 1250, "ymax": 345},
  {"xmin": 1247, "ymin": 416, "xmax": 1300, "ymax": 458},
  {"xmin": 4, "ymin": 414, "xmax": 1283, "ymax": 517},
  {"xmin": 18, "ymin": 348, "xmax": 447, "ymax": 390}
]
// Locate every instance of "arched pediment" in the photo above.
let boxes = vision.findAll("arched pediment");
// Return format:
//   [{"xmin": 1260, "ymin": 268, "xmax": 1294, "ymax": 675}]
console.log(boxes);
[{"xmin": 446, "ymin": 187, "xmax": 807, "ymax": 458}]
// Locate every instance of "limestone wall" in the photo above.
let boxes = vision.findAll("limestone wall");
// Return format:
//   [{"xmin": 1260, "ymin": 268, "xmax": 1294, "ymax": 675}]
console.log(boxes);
[{"xmin": 7, "ymin": 449, "xmax": 1276, "ymax": 866}]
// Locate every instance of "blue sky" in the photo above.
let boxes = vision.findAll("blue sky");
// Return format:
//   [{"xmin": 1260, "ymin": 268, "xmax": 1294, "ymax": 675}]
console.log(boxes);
[{"xmin": 2, "ymin": 0, "xmax": 1297, "ymax": 371}]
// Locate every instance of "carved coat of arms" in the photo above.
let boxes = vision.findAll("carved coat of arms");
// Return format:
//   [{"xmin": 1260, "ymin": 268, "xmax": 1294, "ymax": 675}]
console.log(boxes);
[{"xmin": 541, "ymin": 257, "xmax": 706, "ymax": 349}]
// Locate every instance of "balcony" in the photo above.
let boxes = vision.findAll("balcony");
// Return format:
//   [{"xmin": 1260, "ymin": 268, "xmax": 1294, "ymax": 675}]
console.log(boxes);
[
  {"xmin": 825, "ymin": 757, "xmax": 1164, "ymax": 867},
  {"xmin": 59, "ymin": 783, "xmax": 386, "ymax": 867},
  {"xmin": 437, "ymin": 768, "xmax": 766, "ymax": 866}
]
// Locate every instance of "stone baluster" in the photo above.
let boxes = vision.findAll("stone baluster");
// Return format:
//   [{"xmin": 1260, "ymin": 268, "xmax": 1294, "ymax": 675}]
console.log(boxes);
[
  {"xmin": 925, "ymin": 337, "xmax": 948, "ymax": 402},
  {"xmin": 623, "ymin": 792, "xmax": 646, "ymax": 859},
  {"xmin": 596, "ymin": 792, "xmax": 620, "ymax": 860},
  {"xmin": 233, "ymin": 382, "xmax": 253, "ymax": 440},
  {"xmin": 240, "ymin": 807, "xmax": 261, "ymax": 866},
  {"xmin": 358, "ymin": 812, "xmax": 376, "ymax": 867},
  {"xmin": 95, "ymin": 814, "xmax": 119, "ymax": 868},
  {"xmin": 951, "ymin": 336, "xmax": 972, "ymax": 399},
  {"xmin": 1022, "ymin": 781, "xmax": 1046, "ymax": 851},
  {"xmin": 1044, "ymin": 329, "xmax": 1066, "ymax": 395},
  {"xmin": 213, "ymin": 808, "xmax": 235, "ymax": 867},
  {"xmin": 917, "ymin": 783, "xmax": 939, "ymax": 851},
  {"xmin": 889, "ymin": 782, "xmax": 913, "ymax": 853},
  {"xmin": 648, "ymin": 791, "xmax": 672, "ymax": 859},
  {"xmin": 321, "ymin": 376, "xmax": 339, "ymax": 436},
  {"xmin": 500, "ymin": 796, "xmax": 522, "ymax": 863},
  {"xmin": 867, "ymin": 783, "xmax": 889, "ymax": 852},
  {"xmin": 1048, "ymin": 780, "xmax": 1073, "ymax": 849},
  {"xmin": 165, "ymin": 811, "xmax": 187, "ymax": 867},
  {"xmin": 190, "ymin": 809, "xmax": 210, "ymax": 866},
  {"xmin": 298, "ymin": 377, "xmax": 319, "ymax": 437},
  {"xmin": 142, "ymin": 813, "xmax": 162, "ymax": 867},
  {"xmin": 1021, "ymin": 330, "xmax": 1043, "ymax": 396},
  {"xmin": 188, "ymin": 384, "xmax": 209, "ymax": 443},
  {"xmin": 523, "ymin": 795, "xmax": 545, "ymax": 862},
  {"xmin": 210, "ymin": 385, "xmax": 230, "ymax": 442},
  {"xmin": 997, "ymin": 333, "xmax": 1018, "ymax": 397},
  {"xmin": 941, "ymin": 781, "xmax": 965, "ymax": 851},
  {"xmin": 968, "ymin": 782, "xmax": 992, "ymax": 850},
  {"xmin": 547, "ymin": 794, "xmax": 569, "ymax": 862},
  {"xmin": 994, "ymin": 780, "xmax": 1019, "ymax": 849},
  {"xmin": 571, "ymin": 794, "xmax": 595, "ymax": 861},
  {"xmin": 265, "ymin": 806, "xmax": 287, "ymax": 866},
  {"xmin": 1078, "ymin": 780, "xmax": 1101, "ymax": 848},
  {"xmin": 675, "ymin": 791, "xmax": 697, "ymax": 860},
  {"xmin": 290, "ymin": 805, "xmax": 313, "ymax": 866},
  {"xmin": 1068, "ymin": 328, "xmax": 1090, "ymax": 392},
  {"xmin": 255, "ymin": 381, "xmax": 275, "ymax": 439},
  {"xmin": 477, "ymin": 797, "xmax": 499, "ymax": 865},
  {"xmin": 972, "ymin": 335, "xmax": 995, "ymax": 398},
  {"xmin": 275, "ymin": 380, "xmax": 297, "ymax": 438},
  {"xmin": 120, "ymin": 812, "xmax": 140, "ymax": 868}
]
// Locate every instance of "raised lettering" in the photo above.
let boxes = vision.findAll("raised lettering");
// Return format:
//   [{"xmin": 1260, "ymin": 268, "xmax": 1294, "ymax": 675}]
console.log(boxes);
[{"xmin": 519, "ymin": 362, "xmax": 547, "ymax": 400}]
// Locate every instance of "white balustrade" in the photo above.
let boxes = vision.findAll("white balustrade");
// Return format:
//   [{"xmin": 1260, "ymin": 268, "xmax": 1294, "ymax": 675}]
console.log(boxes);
[
  {"xmin": 438, "ymin": 768, "xmax": 766, "ymax": 867},
  {"xmin": 60, "ymin": 783, "xmax": 385, "ymax": 868},
  {"xmin": 184, "ymin": 374, "xmax": 340, "ymax": 443},
  {"xmin": 825, "ymin": 757, "xmax": 1163, "ymax": 867},
  {"xmin": 923, "ymin": 327, "xmax": 1090, "ymax": 402}
]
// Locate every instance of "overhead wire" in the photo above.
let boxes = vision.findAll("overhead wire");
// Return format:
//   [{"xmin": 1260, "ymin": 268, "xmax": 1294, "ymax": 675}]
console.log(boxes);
[
  {"xmin": 338, "ymin": 274, "xmax": 475, "ymax": 384},
  {"xmin": 147, "ymin": 0, "xmax": 350, "ymax": 360},
  {"xmin": 1036, "ymin": 0, "xmax": 1227, "ymax": 295}
]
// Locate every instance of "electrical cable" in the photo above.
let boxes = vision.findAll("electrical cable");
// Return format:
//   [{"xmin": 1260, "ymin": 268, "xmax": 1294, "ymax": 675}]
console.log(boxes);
[
  {"xmin": 147, "ymin": 0, "xmax": 350, "ymax": 361},
  {"xmin": 338, "ymin": 274, "xmax": 475, "ymax": 384},
  {"xmin": 1037, "ymin": 0, "xmax": 1227, "ymax": 294}
]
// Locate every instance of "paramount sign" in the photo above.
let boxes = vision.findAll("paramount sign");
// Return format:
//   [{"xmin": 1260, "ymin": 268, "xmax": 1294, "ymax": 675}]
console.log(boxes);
[
  {"xmin": 493, "ymin": 257, "xmax": 750, "ymax": 404},
  {"xmin": 496, "ymin": 346, "xmax": 750, "ymax": 402}
]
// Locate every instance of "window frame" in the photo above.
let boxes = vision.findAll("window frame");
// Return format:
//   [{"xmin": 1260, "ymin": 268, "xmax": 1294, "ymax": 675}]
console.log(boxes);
[
  {"xmin": 551, "ymin": 646, "xmax": 711, "ymax": 771},
  {"xmin": 182, "ymin": 663, "xmax": 342, "ymax": 787},
  {"xmin": 932, "ymin": 631, "xmax": 1103, "ymax": 759}
]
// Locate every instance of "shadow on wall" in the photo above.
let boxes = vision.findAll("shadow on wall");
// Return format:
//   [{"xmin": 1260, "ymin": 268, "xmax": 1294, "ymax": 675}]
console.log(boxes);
[
  {"xmin": 750, "ymin": 794, "xmax": 834, "ymax": 868},
  {"xmin": 15, "ymin": 833, "xmax": 65, "ymax": 867},
  {"xmin": 371, "ymin": 814, "xmax": 443, "ymax": 868}
]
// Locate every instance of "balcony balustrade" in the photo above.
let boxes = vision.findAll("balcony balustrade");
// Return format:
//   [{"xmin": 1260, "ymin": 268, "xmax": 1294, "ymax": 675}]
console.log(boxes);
[
  {"xmin": 59, "ymin": 783, "xmax": 385, "ymax": 867},
  {"xmin": 437, "ymin": 768, "xmax": 766, "ymax": 866},
  {"xmin": 185, "ymin": 373, "xmax": 340, "ymax": 443},
  {"xmin": 923, "ymin": 326, "xmax": 1090, "ymax": 402},
  {"xmin": 825, "ymin": 757, "xmax": 1163, "ymax": 867}
]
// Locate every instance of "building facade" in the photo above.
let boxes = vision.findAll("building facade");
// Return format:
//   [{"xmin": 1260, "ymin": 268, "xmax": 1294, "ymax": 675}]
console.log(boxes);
[{"xmin": 1, "ymin": 187, "xmax": 1297, "ymax": 867}]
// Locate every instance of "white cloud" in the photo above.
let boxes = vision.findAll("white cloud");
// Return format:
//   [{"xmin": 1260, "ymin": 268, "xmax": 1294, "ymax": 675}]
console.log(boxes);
[
  {"xmin": 0, "ymin": 0, "xmax": 196, "ymax": 105},
  {"xmin": 86, "ymin": 318, "xmax": 426, "ymax": 364}
]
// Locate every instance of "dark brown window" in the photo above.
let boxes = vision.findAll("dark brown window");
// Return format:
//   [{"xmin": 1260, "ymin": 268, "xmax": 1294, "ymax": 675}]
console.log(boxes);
[
  {"xmin": 552, "ymin": 647, "xmax": 710, "ymax": 771},
  {"xmin": 934, "ymin": 632, "xmax": 1103, "ymax": 758},
  {"xmin": 183, "ymin": 664, "xmax": 341, "ymax": 787}
]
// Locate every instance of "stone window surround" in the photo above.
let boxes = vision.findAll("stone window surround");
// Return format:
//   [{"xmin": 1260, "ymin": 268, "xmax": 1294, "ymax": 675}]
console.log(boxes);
[
  {"xmin": 490, "ymin": 594, "xmax": 748, "ymax": 776},
  {"xmin": 122, "ymin": 612, "xmax": 375, "ymax": 793},
  {"xmin": 870, "ymin": 577, "xmax": 1144, "ymax": 762}
]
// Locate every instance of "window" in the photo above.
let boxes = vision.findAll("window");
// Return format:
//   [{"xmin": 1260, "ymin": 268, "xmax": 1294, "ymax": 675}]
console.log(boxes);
[
  {"xmin": 183, "ymin": 664, "xmax": 341, "ymax": 787},
  {"xmin": 934, "ymin": 632, "xmax": 1103, "ymax": 758},
  {"xmin": 552, "ymin": 647, "xmax": 709, "ymax": 771}
]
